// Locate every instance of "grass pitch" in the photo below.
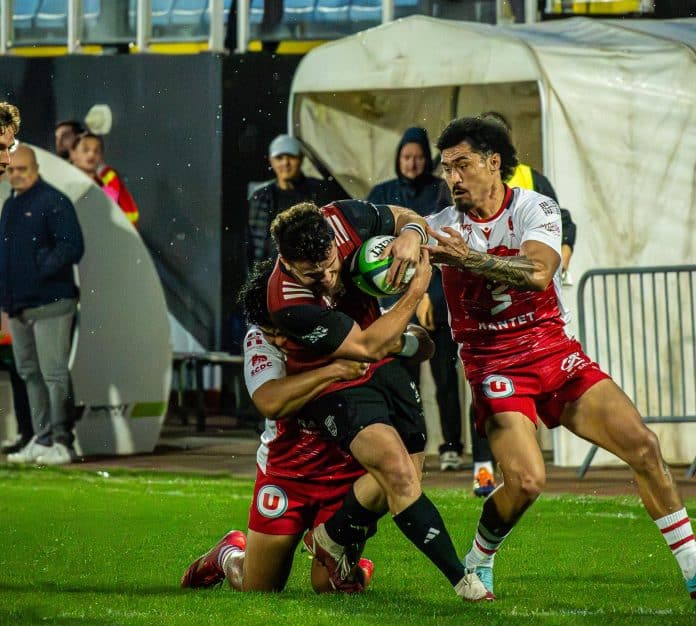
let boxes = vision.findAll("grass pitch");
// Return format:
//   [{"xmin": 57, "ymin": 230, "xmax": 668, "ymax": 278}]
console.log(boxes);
[{"xmin": 0, "ymin": 467, "xmax": 694, "ymax": 625}]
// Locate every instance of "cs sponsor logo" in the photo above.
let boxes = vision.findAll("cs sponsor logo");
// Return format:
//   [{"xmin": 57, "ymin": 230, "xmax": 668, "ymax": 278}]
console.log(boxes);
[
  {"xmin": 256, "ymin": 485, "xmax": 288, "ymax": 519},
  {"xmin": 324, "ymin": 414, "xmax": 338, "ymax": 438},
  {"xmin": 482, "ymin": 375, "xmax": 514, "ymax": 398}
]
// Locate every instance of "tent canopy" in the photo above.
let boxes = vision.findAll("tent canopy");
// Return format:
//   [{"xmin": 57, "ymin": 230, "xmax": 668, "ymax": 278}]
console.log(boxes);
[{"xmin": 290, "ymin": 16, "xmax": 695, "ymax": 270}]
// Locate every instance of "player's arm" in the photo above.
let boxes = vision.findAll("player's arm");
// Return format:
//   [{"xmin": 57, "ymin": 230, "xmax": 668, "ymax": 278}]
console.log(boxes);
[
  {"xmin": 332, "ymin": 250, "xmax": 433, "ymax": 361},
  {"xmin": 253, "ymin": 359, "xmax": 368, "ymax": 419},
  {"xmin": 425, "ymin": 226, "xmax": 559, "ymax": 291},
  {"xmin": 382, "ymin": 205, "xmax": 429, "ymax": 286}
]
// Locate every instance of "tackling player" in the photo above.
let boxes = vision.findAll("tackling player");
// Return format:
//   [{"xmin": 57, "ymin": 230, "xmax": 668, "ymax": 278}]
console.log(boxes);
[
  {"xmin": 425, "ymin": 116, "xmax": 696, "ymax": 600},
  {"xmin": 182, "ymin": 259, "xmax": 379, "ymax": 593},
  {"xmin": 266, "ymin": 200, "xmax": 492, "ymax": 601}
]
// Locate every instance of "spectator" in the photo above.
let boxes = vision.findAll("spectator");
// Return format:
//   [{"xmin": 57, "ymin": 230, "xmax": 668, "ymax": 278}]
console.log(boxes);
[
  {"xmin": 70, "ymin": 132, "xmax": 140, "ymax": 228},
  {"xmin": 0, "ymin": 314, "xmax": 33, "ymax": 454},
  {"xmin": 368, "ymin": 127, "xmax": 466, "ymax": 472},
  {"xmin": 0, "ymin": 103, "xmax": 33, "ymax": 455},
  {"xmin": 246, "ymin": 134, "xmax": 340, "ymax": 266},
  {"xmin": 0, "ymin": 145, "xmax": 84, "ymax": 466},
  {"xmin": 54, "ymin": 120, "xmax": 85, "ymax": 160}
]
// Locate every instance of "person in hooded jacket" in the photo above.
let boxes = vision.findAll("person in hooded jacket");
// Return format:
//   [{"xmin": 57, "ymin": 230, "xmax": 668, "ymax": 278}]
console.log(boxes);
[{"xmin": 367, "ymin": 127, "xmax": 466, "ymax": 472}]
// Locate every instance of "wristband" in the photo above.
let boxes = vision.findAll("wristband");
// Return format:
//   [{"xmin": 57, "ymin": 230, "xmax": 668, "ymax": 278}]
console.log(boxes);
[
  {"xmin": 397, "ymin": 332, "xmax": 419, "ymax": 358},
  {"xmin": 400, "ymin": 222, "xmax": 428, "ymax": 245}
]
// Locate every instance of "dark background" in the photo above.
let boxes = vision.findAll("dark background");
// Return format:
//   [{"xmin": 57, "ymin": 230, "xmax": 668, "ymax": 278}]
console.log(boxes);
[{"xmin": 0, "ymin": 52, "xmax": 302, "ymax": 352}]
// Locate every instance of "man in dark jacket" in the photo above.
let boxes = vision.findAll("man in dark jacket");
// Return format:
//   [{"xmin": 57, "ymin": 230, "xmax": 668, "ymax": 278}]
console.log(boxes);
[
  {"xmin": 0, "ymin": 145, "xmax": 84, "ymax": 465},
  {"xmin": 368, "ymin": 127, "xmax": 466, "ymax": 472},
  {"xmin": 246, "ymin": 134, "xmax": 340, "ymax": 266}
]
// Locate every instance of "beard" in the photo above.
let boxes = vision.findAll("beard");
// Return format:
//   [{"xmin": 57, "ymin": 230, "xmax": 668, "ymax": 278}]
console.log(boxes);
[{"xmin": 454, "ymin": 197, "xmax": 473, "ymax": 213}]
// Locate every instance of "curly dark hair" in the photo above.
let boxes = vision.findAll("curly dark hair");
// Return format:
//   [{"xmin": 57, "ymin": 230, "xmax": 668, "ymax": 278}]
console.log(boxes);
[
  {"xmin": 437, "ymin": 117, "xmax": 518, "ymax": 182},
  {"xmin": 0, "ymin": 102, "xmax": 20, "ymax": 136},
  {"xmin": 237, "ymin": 258, "xmax": 275, "ymax": 328},
  {"xmin": 270, "ymin": 202, "xmax": 334, "ymax": 263}
]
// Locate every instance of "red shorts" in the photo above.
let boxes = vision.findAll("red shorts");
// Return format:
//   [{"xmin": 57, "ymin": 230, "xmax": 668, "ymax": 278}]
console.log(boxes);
[
  {"xmin": 247, "ymin": 468, "xmax": 360, "ymax": 535},
  {"xmin": 469, "ymin": 339, "xmax": 610, "ymax": 436}
]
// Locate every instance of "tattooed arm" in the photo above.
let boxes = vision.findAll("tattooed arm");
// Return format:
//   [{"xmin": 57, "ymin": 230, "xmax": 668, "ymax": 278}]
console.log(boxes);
[{"xmin": 425, "ymin": 226, "xmax": 560, "ymax": 291}]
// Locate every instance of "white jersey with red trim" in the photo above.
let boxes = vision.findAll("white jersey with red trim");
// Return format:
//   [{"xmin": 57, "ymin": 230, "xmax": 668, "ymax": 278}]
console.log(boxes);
[
  {"xmin": 243, "ymin": 327, "xmax": 364, "ymax": 482},
  {"xmin": 426, "ymin": 186, "xmax": 572, "ymax": 380}
]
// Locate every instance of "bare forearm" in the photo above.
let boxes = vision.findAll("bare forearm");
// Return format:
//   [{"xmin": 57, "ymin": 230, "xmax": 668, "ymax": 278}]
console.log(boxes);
[
  {"xmin": 252, "ymin": 366, "xmax": 342, "ymax": 419},
  {"xmin": 460, "ymin": 250, "xmax": 545, "ymax": 290},
  {"xmin": 359, "ymin": 290, "xmax": 422, "ymax": 359}
]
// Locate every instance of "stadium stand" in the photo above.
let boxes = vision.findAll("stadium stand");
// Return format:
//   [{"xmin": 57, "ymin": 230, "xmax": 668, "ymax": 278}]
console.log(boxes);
[
  {"xmin": 171, "ymin": 0, "xmax": 208, "ymax": 26},
  {"xmin": 35, "ymin": 0, "xmax": 68, "ymax": 30},
  {"xmin": 314, "ymin": 0, "xmax": 351, "ymax": 22},
  {"xmin": 12, "ymin": 0, "xmax": 40, "ymax": 30},
  {"xmin": 349, "ymin": 0, "xmax": 382, "ymax": 23}
]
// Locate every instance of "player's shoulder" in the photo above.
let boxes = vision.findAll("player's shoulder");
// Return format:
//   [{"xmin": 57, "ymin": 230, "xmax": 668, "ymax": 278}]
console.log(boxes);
[
  {"xmin": 510, "ymin": 187, "xmax": 560, "ymax": 219},
  {"xmin": 426, "ymin": 204, "xmax": 458, "ymax": 228}
]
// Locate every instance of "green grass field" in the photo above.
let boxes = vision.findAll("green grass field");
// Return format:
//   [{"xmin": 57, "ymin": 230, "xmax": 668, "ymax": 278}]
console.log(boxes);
[{"xmin": 1, "ymin": 467, "xmax": 694, "ymax": 625}]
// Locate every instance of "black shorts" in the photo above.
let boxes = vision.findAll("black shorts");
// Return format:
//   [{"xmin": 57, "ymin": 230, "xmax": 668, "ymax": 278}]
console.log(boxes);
[{"xmin": 302, "ymin": 359, "xmax": 426, "ymax": 453}]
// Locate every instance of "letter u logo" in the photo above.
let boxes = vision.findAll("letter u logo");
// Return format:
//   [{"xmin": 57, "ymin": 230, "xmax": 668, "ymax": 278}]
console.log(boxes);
[{"xmin": 257, "ymin": 485, "xmax": 289, "ymax": 519}]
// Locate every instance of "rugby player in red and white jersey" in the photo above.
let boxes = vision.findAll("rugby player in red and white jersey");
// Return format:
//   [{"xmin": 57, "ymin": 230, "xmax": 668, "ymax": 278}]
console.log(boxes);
[
  {"xmin": 182, "ymin": 260, "xmax": 378, "ymax": 594},
  {"xmin": 266, "ymin": 200, "xmax": 492, "ymax": 602},
  {"xmin": 425, "ymin": 116, "xmax": 696, "ymax": 600}
]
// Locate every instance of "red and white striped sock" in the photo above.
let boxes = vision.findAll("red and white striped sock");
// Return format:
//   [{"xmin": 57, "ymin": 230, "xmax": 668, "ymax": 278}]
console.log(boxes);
[
  {"xmin": 464, "ymin": 523, "xmax": 510, "ymax": 569},
  {"xmin": 655, "ymin": 507, "xmax": 696, "ymax": 580}
]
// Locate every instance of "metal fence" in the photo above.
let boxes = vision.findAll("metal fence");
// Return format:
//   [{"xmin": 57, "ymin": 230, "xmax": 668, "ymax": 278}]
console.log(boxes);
[{"xmin": 576, "ymin": 265, "xmax": 696, "ymax": 478}]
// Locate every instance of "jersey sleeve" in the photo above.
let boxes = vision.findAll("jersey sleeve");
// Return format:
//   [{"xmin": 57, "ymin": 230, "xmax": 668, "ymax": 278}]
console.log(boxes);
[
  {"xmin": 517, "ymin": 192, "xmax": 562, "ymax": 256},
  {"xmin": 334, "ymin": 199, "xmax": 395, "ymax": 240},
  {"xmin": 243, "ymin": 327, "xmax": 287, "ymax": 397},
  {"xmin": 271, "ymin": 303, "xmax": 356, "ymax": 355}
]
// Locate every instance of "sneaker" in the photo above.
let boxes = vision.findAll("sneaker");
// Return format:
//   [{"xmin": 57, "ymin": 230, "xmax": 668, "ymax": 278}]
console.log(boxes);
[
  {"xmin": 475, "ymin": 565, "xmax": 494, "ymax": 595},
  {"xmin": 304, "ymin": 524, "xmax": 362, "ymax": 592},
  {"xmin": 473, "ymin": 467, "xmax": 496, "ymax": 497},
  {"xmin": 454, "ymin": 571, "xmax": 496, "ymax": 602},
  {"xmin": 6, "ymin": 437, "xmax": 52, "ymax": 464},
  {"xmin": 440, "ymin": 450, "xmax": 464, "ymax": 471},
  {"xmin": 35, "ymin": 442, "xmax": 76, "ymax": 466},
  {"xmin": 1, "ymin": 435, "xmax": 32, "ymax": 455},
  {"xmin": 686, "ymin": 572, "xmax": 696, "ymax": 599},
  {"xmin": 356, "ymin": 557, "xmax": 374, "ymax": 590},
  {"xmin": 181, "ymin": 530, "xmax": 247, "ymax": 589}
]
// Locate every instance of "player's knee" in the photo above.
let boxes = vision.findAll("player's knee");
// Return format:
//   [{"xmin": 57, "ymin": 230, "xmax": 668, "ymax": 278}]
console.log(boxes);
[
  {"xmin": 379, "ymin": 455, "xmax": 419, "ymax": 499},
  {"xmin": 516, "ymin": 469, "xmax": 545, "ymax": 502},
  {"xmin": 626, "ymin": 428, "xmax": 663, "ymax": 475}
]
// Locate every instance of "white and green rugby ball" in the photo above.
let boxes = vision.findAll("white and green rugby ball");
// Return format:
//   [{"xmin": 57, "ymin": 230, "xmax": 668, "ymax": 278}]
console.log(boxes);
[{"xmin": 350, "ymin": 235, "xmax": 416, "ymax": 298}]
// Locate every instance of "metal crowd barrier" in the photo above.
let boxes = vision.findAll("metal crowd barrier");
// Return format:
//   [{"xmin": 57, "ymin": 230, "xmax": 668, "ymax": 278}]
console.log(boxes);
[{"xmin": 576, "ymin": 265, "xmax": 696, "ymax": 478}]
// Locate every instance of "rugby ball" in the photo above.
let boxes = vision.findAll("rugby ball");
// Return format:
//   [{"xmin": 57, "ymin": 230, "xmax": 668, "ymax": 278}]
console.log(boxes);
[{"xmin": 350, "ymin": 235, "xmax": 416, "ymax": 298}]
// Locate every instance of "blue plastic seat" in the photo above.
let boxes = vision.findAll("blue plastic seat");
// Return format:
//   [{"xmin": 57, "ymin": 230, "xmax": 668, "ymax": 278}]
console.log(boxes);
[
  {"xmin": 35, "ymin": 0, "xmax": 67, "ymax": 29},
  {"xmin": 128, "ymin": 0, "xmax": 175, "ymax": 28},
  {"xmin": 394, "ymin": 0, "xmax": 419, "ymax": 17},
  {"xmin": 12, "ymin": 0, "xmax": 41, "ymax": 30},
  {"xmin": 349, "ymin": 0, "xmax": 380, "ymax": 21},
  {"xmin": 314, "ymin": 0, "xmax": 349, "ymax": 22},
  {"xmin": 171, "ymin": 0, "xmax": 208, "ymax": 26},
  {"xmin": 283, "ymin": 0, "xmax": 315, "ymax": 25},
  {"xmin": 249, "ymin": 0, "xmax": 264, "ymax": 25},
  {"xmin": 83, "ymin": 0, "xmax": 101, "ymax": 26}
]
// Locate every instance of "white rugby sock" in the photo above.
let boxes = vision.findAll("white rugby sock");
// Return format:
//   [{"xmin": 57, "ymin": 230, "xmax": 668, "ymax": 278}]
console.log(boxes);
[
  {"xmin": 220, "ymin": 546, "xmax": 245, "ymax": 590},
  {"xmin": 655, "ymin": 507, "xmax": 696, "ymax": 580}
]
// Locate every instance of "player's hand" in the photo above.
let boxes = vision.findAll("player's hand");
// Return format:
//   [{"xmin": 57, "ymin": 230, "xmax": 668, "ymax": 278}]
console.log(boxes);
[
  {"xmin": 404, "ymin": 248, "xmax": 432, "ymax": 298},
  {"xmin": 403, "ymin": 323, "xmax": 435, "ymax": 364},
  {"xmin": 415, "ymin": 293, "xmax": 436, "ymax": 331},
  {"xmin": 424, "ymin": 226, "xmax": 470, "ymax": 268},
  {"xmin": 382, "ymin": 228, "xmax": 422, "ymax": 288},
  {"xmin": 332, "ymin": 359, "xmax": 369, "ymax": 381}
]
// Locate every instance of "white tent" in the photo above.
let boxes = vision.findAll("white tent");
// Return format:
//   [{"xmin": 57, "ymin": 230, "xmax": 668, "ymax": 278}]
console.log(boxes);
[{"xmin": 289, "ymin": 16, "xmax": 696, "ymax": 467}]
